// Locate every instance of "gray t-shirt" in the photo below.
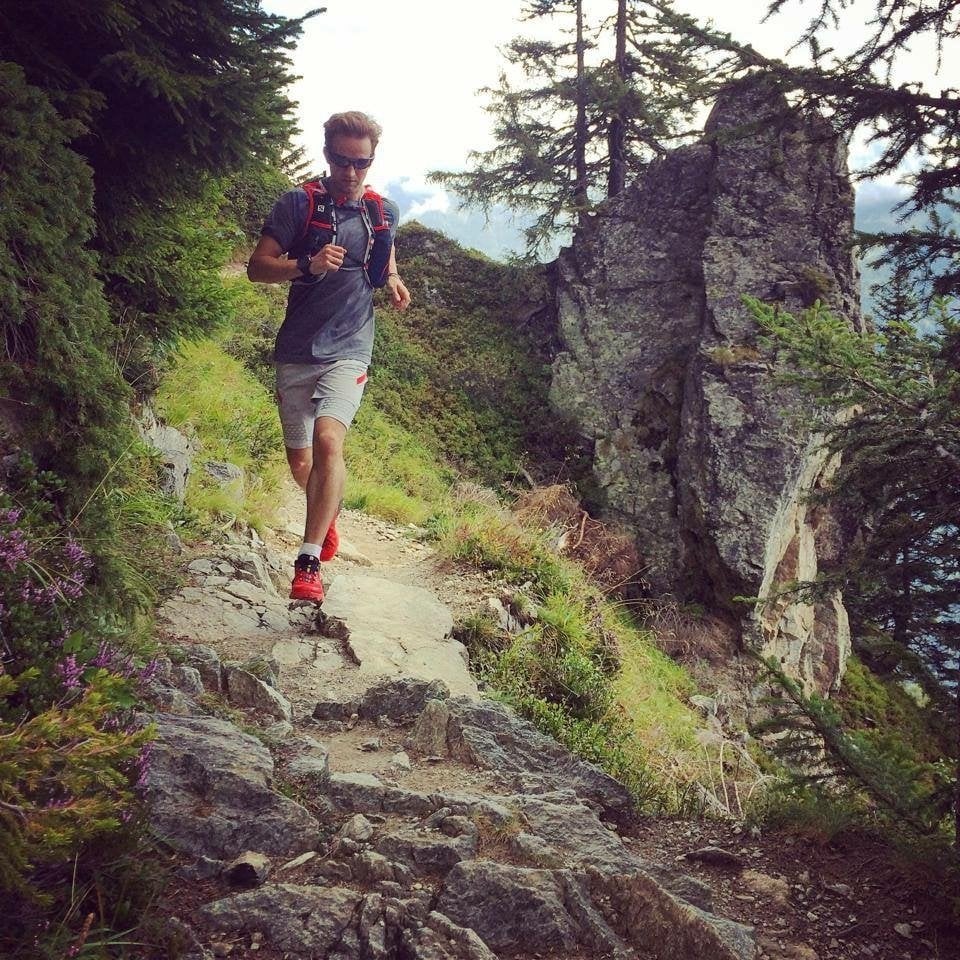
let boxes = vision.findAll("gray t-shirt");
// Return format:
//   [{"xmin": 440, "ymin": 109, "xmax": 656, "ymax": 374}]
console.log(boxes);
[{"xmin": 261, "ymin": 185, "xmax": 399, "ymax": 365}]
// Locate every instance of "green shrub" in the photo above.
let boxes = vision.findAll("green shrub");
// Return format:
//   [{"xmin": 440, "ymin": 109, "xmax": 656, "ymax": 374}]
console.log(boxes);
[
  {"xmin": 217, "ymin": 276, "xmax": 289, "ymax": 390},
  {"xmin": 747, "ymin": 782, "xmax": 865, "ymax": 844},
  {"xmin": 0, "ymin": 501, "xmax": 156, "ymax": 956},
  {"xmin": 220, "ymin": 164, "xmax": 295, "ymax": 249},
  {"xmin": 0, "ymin": 64, "xmax": 133, "ymax": 516},
  {"xmin": 753, "ymin": 656, "xmax": 954, "ymax": 841},
  {"xmin": 837, "ymin": 655, "xmax": 945, "ymax": 761},
  {"xmin": 368, "ymin": 225, "xmax": 583, "ymax": 486}
]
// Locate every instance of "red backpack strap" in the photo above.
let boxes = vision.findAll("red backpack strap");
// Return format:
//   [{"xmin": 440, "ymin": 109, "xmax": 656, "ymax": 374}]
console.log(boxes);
[
  {"xmin": 299, "ymin": 179, "xmax": 335, "ymax": 246},
  {"xmin": 361, "ymin": 187, "xmax": 391, "ymax": 233}
]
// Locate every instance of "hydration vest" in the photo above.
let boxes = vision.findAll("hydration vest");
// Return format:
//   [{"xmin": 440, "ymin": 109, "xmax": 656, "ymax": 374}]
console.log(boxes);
[{"xmin": 288, "ymin": 178, "xmax": 393, "ymax": 288}]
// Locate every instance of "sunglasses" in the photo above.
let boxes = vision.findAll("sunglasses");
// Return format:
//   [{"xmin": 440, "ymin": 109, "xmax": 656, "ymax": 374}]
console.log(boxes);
[{"xmin": 327, "ymin": 149, "xmax": 375, "ymax": 170}]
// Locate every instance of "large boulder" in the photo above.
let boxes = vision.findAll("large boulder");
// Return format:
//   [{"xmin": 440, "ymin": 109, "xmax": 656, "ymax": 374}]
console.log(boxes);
[
  {"xmin": 145, "ymin": 714, "xmax": 319, "ymax": 860},
  {"xmin": 199, "ymin": 885, "xmax": 361, "ymax": 955},
  {"xmin": 445, "ymin": 697, "xmax": 634, "ymax": 823},
  {"xmin": 550, "ymin": 80, "xmax": 859, "ymax": 694},
  {"xmin": 435, "ymin": 862, "xmax": 754, "ymax": 960}
]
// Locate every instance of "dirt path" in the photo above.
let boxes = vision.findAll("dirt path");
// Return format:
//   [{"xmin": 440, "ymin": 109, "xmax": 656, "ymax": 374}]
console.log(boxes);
[
  {"xmin": 155, "ymin": 484, "xmax": 957, "ymax": 960},
  {"xmin": 269, "ymin": 478, "xmax": 495, "ymax": 624}
]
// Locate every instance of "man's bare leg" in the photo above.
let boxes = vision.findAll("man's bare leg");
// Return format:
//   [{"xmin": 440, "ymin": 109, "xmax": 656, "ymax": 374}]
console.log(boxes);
[
  {"xmin": 286, "ymin": 446, "xmax": 312, "ymax": 491},
  {"xmin": 303, "ymin": 416, "xmax": 346, "ymax": 548}
]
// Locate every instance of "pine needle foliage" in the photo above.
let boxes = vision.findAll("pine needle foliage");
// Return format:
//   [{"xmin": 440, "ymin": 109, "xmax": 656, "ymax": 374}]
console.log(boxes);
[
  {"xmin": 753, "ymin": 656, "xmax": 953, "ymax": 839},
  {"xmin": 0, "ymin": 0, "xmax": 321, "ymax": 382},
  {"xmin": 0, "ymin": 64, "xmax": 131, "ymax": 505},
  {"xmin": 748, "ymin": 296, "xmax": 960, "ymax": 655},
  {"xmin": 430, "ymin": 0, "xmax": 705, "ymax": 255},
  {"xmin": 748, "ymin": 293, "xmax": 959, "ymax": 845}
]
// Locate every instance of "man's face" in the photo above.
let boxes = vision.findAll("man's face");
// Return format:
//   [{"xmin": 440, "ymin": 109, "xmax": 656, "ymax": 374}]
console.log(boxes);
[{"xmin": 324, "ymin": 134, "xmax": 374, "ymax": 201}]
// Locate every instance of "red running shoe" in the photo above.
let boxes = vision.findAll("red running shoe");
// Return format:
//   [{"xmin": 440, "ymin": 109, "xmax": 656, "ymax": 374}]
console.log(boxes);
[
  {"xmin": 289, "ymin": 554, "xmax": 324, "ymax": 603},
  {"xmin": 320, "ymin": 511, "xmax": 340, "ymax": 562}
]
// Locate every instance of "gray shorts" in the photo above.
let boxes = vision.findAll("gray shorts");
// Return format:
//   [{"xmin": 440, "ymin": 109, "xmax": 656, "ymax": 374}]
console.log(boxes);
[{"xmin": 275, "ymin": 359, "xmax": 369, "ymax": 449}]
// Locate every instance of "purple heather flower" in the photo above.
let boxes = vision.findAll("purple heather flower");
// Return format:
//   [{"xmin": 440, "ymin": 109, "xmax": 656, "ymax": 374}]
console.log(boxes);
[
  {"xmin": 138, "ymin": 658, "xmax": 160, "ymax": 687},
  {"xmin": 135, "ymin": 743, "xmax": 153, "ymax": 788},
  {"xmin": 60, "ymin": 574, "xmax": 84, "ymax": 600},
  {"xmin": 1, "ymin": 508, "xmax": 23, "ymax": 525},
  {"xmin": 63, "ymin": 539, "xmax": 91, "ymax": 568},
  {"xmin": 57, "ymin": 655, "xmax": 83, "ymax": 690},
  {"xmin": 0, "ymin": 528, "xmax": 29, "ymax": 570},
  {"xmin": 91, "ymin": 641, "xmax": 115, "ymax": 669}
]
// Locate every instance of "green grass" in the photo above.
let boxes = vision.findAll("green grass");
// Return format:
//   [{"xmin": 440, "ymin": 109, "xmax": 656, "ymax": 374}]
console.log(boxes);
[
  {"xmin": 154, "ymin": 338, "xmax": 287, "ymax": 533},
  {"xmin": 837, "ymin": 655, "xmax": 947, "ymax": 762},
  {"xmin": 365, "ymin": 223, "xmax": 586, "ymax": 489},
  {"xmin": 343, "ymin": 404, "xmax": 453, "ymax": 524},
  {"xmin": 442, "ymin": 494, "xmax": 736, "ymax": 814}
]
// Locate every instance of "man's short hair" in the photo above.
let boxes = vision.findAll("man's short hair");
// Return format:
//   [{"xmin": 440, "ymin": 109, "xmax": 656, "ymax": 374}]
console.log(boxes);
[{"xmin": 324, "ymin": 111, "xmax": 382, "ymax": 151}]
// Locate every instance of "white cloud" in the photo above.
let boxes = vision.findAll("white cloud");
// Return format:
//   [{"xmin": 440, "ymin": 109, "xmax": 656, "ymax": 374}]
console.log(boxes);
[
  {"xmin": 407, "ymin": 192, "xmax": 451, "ymax": 220},
  {"xmin": 264, "ymin": 0, "xmax": 522, "ymax": 187}
]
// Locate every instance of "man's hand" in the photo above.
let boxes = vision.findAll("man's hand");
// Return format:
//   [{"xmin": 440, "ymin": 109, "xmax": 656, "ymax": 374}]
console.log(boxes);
[
  {"xmin": 312, "ymin": 244, "xmax": 347, "ymax": 273},
  {"xmin": 386, "ymin": 274, "xmax": 411, "ymax": 311}
]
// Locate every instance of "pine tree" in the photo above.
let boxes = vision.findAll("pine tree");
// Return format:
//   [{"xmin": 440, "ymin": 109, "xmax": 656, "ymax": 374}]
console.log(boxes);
[
  {"xmin": 0, "ymin": 0, "xmax": 321, "ymax": 375},
  {"xmin": 753, "ymin": 656, "xmax": 954, "ymax": 840},
  {"xmin": 748, "ymin": 294, "xmax": 960, "ymax": 845},
  {"xmin": 431, "ymin": 1, "xmax": 703, "ymax": 254},
  {"xmin": 0, "ymin": 63, "xmax": 130, "ymax": 503}
]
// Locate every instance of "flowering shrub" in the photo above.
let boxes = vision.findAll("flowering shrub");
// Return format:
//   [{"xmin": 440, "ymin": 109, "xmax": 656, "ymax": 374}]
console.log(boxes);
[
  {"xmin": 0, "ymin": 670, "xmax": 151, "ymax": 893},
  {"xmin": 0, "ymin": 498, "xmax": 156, "ymax": 951},
  {"xmin": 0, "ymin": 501, "xmax": 158, "ymax": 718}
]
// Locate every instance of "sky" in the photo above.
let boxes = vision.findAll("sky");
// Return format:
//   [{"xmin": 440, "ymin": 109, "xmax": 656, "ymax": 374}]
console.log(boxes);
[{"xmin": 265, "ymin": 0, "xmax": 957, "ymax": 258}]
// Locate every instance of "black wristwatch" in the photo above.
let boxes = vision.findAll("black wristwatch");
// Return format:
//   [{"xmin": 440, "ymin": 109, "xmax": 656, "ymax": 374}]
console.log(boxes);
[{"xmin": 296, "ymin": 254, "xmax": 313, "ymax": 279}]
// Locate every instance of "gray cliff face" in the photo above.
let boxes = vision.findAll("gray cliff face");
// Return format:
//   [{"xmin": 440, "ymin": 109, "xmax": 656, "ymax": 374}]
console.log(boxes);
[{"xmin": 550, "ymin": 82, "xmax": 862, "ymax": 694}]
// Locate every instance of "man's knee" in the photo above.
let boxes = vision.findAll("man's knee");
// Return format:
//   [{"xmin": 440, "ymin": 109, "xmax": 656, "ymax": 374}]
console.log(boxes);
[
  {"xmin": 312, "ymin": 418, "xmax": 346, "ymax": 461},
  {"xmin": 286, "ymin": 447, "xmax": 312, "ymax": 485}
]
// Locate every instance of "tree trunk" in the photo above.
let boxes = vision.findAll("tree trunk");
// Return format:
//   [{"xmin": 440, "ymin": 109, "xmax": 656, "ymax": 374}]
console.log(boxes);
[
  {"xmin": 955, "ymin": 677, "xmax": 959, "ymax": 850},
  {"xmin": 607, "ymin": 0, "xmax": 628, "ymax": 197},
  {"xmin": 891, "ymin": 549, "xmax": 912, "ymax": 650},
  {"xmin": 573, "ymin": 0, "xmax": 589, "ymax": 224}
]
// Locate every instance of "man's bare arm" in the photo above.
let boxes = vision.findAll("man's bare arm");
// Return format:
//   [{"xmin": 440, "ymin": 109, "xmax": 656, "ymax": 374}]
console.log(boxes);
[
  {"xmin": 247, "ymin": 235, "xmax": 346, "ymax": 283},
  {"xmin": 385, "ymin": 244, "xmax": 411, "ymax": 310},
  {"xmin": 247, "ymin": 235, "xmax": 300, "ymax": 283}
]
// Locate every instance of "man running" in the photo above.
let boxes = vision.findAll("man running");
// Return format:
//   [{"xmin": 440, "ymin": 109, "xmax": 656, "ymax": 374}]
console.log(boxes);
[{"xmin": 247, "ymin": 110, "xmax": 410, "ymax": 603}]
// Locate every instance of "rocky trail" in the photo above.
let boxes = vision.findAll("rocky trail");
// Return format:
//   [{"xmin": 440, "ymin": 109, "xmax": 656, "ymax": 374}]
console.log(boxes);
[{"xmin": 144, "ymin": 484, "xmax": 953, "ymax": 960}]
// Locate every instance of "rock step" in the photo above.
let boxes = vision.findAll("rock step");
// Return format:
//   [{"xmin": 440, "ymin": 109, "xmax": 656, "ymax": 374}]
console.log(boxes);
[{"xmin": 147, "ymin": 683, "xmax": 755, "ymax": 960}]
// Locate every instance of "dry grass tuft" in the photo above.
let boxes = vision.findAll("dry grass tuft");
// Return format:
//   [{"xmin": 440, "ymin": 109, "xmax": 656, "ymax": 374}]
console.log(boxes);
[
  {"xmin": 638, "ymin": 598, "xmax": 738, "ymax": 666},
  {"xmin": 512, "ymin": 484, "xmax": 645, "ymax": 598}
]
